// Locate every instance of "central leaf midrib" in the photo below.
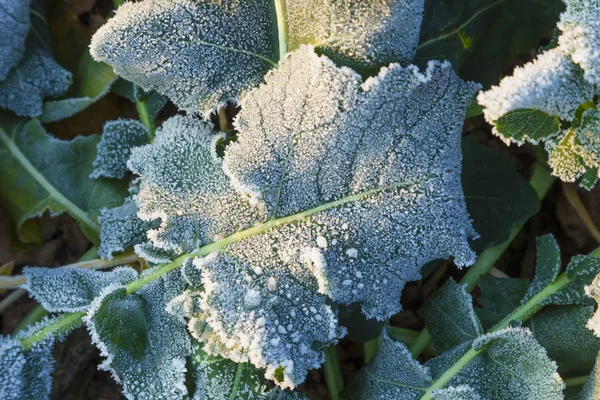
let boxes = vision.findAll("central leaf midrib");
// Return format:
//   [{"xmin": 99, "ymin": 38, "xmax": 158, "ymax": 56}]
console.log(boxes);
[
  {"xmin": 0, "ymin": 126, "xmax": 100, "ymax": 239},
  {"xmin": 125, "ymin": 179, "xmax": 420, "ymax": 294}
]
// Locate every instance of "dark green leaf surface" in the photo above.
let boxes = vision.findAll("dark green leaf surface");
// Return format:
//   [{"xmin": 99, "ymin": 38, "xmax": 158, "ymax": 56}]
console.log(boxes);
[{"xmin": 495, "ymin": 109, "xmax": 561, "ymax": 143}]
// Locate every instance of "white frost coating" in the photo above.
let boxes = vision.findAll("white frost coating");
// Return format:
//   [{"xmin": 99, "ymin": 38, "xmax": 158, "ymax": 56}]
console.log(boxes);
[
  {"xmin": 300, "ymin": 247, "xmax": 329, "ymax": 295},
  {"xmin": 0, "ymin": 46, "xmax": 72, "ymax": 117},
  {"xmin": 0, "ymin": 336, "xmax": 25, "ymax": 400},
  {"xmin": 431, "ymin": 385, "xmax": 481, "ymax": 400},
  {"xmin": 0, "ymin": 0, "xmax": 30, "ymax": 81},
  {"xmin": 225, "ymin": 47, "xmax": 478, "ymax": 320},
  {"xmin": 478, "ymin": 48, "xmax": 593, "ymax": 131},
  {"xmin": 285, "ymin": 0, "xmax": 424, "ymax": 67},
  {"xmin": 91, "ymin": 119, "xmax": 150, "ymax": 179},
  {"xmin": 85, "ymin": 272, "xmax": 192, "ymax": 400},
  {"xmin": 521, "ymin": 235, "xmax": 561, "ymax": 304},
  {"xmin": 90, "ymin": 0, "xmax": 277, "ymax": 115},
  {"xmin": 98, "ymin": 196, "xmax": 160, "ymax": 260},
  {"xmin": 543, "ymin": 253, "xmax": 600, "ymax": 306},
  {"xmin": 22, "ymin": 266, "xmax": 138, "ymax": 312},
  {"xmin": 128, "ymin": 115, "xmax": 267, "ymax": 253},
  {"xmin": 558, "ymin": 0, "xmax": 600, "ymax": 85},
  {"xmin": 585, "ymin": 274, "xmax": 600, "ymax": 337}
]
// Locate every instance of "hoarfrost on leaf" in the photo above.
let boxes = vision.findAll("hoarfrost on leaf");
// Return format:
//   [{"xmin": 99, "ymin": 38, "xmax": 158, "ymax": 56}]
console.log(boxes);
[
  {"xmin": 431, "ymin": 386, "xmax": 480, "ymax": 400},
  {"xmin": 585, "ymin": 274, "xmax": 600, "ymax": 337},
  {"xmin": 558, "ymin": 0, "xmax": 600, "ymax": 85},
  {"xmin": 0, "ymin": 0, "xmax": 30, "ymax": 81},
  {"xmin": 23, "ymin": 266, "xmax": 138, "ymax": 312},
  {"xmin": 91, "ymin": 119, "xmax": 150, "ymax": 180},
  {"xmin": 85, "ymin": 271, "xmax": 192, "ymax": 400},
  {"xmin": 90, "ymin": 0, "xmax": 278, "ymax": 115},
  {"xmin": 521, "ymin": 234, "xmax": 561, "ymax": 303}
]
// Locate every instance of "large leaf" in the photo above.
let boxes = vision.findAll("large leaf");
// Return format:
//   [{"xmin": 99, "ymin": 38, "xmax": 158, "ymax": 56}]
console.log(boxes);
[
  {"xmin": 0, "ymin": 116, "xmax": 128, "ymax": 244},
  {"xmin": 461, "ymin": 136, "xmax": 540, "ymax": 253},
  {"xmin": 415, "ymin": 0, "xmax": 564, "ymax": 88},
  {"xmin": 85, "ymin": 271, "xmax": 192, "ymax": 400},
  {"xmin": 128, "ymin": 46, "xmax": 477, "ymax": 387},
  {"xmin": 0, "ymin": 0, "xmax": 30, "ymax": 81},
  {"xmin": 90, "ymin": 0, "xmax": 425, "ymax": 115}
]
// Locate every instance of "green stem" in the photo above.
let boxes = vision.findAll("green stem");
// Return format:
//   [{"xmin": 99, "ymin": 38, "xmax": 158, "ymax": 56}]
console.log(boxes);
[
  {"xmin": 14, "ymin": 305, "xmax": 49, "ymax": 334},
  {"xmin": 274, "ymin": 0, "xmax": 288, "ymax": 60},
  {"xmin": 136, "ymin": 99, "xmax": 155, "ymax": 140},
  {"xmin": 564, "ymin": 375, "xmax": 589, "ymax": 387},
  {"xmin": 323, "ymin": 346, "xmax": 344, "ymax": 400},
  {"xmin": 389, "ymin": 326, "xmax": 435, "ymax": 356},
  {"xmin": 363, "ymin": 335, "xmax": 382, "ymax": 363},
  {"xmin": 409, "ymin": 162, "xmax": 555, "ymax": 357}
]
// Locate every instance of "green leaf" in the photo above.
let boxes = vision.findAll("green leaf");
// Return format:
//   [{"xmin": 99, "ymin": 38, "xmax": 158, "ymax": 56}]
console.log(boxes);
[
  {"xmin": 476, "ymin": 276, "xmax": 529, "ymax": 329},
  {"xmin": 525, "ymin": 305, "xmax": 600, "ymax": 377},
  {"xmin": 577, "ymin": 354, "xmax": 600, "ymax": 400},
  {"xmin": 337, "ymin": 304, "xmax": 385, "ymax": 343},
  {"xmin": 415, "ymin": 0, "xmax": 564, "ymax": 88},
  {"xmin": 112, "ymin": 79, "xmax": 168, "ymax": 120},
  {"xmin": 545, "ymin": 254, "xmax": 600, "ymax": 306},
  {"xmin": 90, "ymin": 119, "xmax": 150, "ymax": 179},
  {"xmin": 41, "ymin": 51, "xmax": 117, "ymax": 123},
  {"xmin": 494, "ymin": 109, "xmax": 561, "ymax": 143},
  {"xmin": 0, "ymin": 0, "xmax": 29, "ymax": 81},
  {"xmin": 522, "ymin": 234, "xmax": 561, "ymax": 303},
  {"xmin": 0, "ymin": 116, "xmax": 128, "ymax": 244},
  {"xmin": 90, "ymin": 0, "xmax": 425, "ymax": 114},
  {"xmin": 419, "ymin": 279, "xmax": 482, "ymax": 353},
  {"xmin": 128, "ymin": 47, "xmax": 477, "ymax": 387},
  {"xmin": 461, "ymin": 136, "xmax": 540, "ymax": 253},
  {"xmin": 85, "ymin": 271, "xmax": 192, "ymax": 399}
]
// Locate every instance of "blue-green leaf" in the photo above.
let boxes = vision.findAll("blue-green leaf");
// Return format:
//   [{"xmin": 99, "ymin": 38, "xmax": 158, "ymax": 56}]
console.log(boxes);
[{"xmin": 0, "ymin": 0, "xmax": 30, "ymax": 80}]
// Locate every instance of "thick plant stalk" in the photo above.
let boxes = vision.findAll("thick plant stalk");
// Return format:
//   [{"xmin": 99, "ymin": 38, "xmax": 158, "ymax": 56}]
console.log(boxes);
[
  {"xmin": 409, "ymin": 162, "xmax": 556, "ymax": 358},
  {"xmin": 323, "ymin": 346, "xmax": 344, "ymax": 400}
]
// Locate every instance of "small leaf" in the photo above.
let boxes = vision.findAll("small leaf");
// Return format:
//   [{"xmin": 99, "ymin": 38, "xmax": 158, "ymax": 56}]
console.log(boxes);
[
  {"xmin": 23, "ymin": 266, "xmax": 138, "ymax": 312},
  {"xmin": 494, "ymin": 109, "xmax": 561, "ymax": 143},
  {"xmin": 419, "ymin": 279, "xmax": 482, "ymax": 353},
  {"xmin": 546, "ymin": 254, "xmax": 600, "ymax": 306},
  {"xmin": 0, "ymin": 0, "xmax": 30, "ymax": 81},
  {"xmin": 578, "ymin": 354, "xmax": 600, "ymax": 400},
  {"xmin": 522, "ymin": 234, "xmax": 561, "ymax": 303},
  {"xmin": 461, "ymin": 136, "xmax": 540, "ymax": 253},
  {"xmin": 85, "ymin": 271, "xmax": 192, "ymax": 400},
  {"xmin": 91, "ymin": 119, "xmax": 150, "ymax": 180},
  {"xmin": 0, "ymin": 116, "xmax": 129, "ymax": 244}
]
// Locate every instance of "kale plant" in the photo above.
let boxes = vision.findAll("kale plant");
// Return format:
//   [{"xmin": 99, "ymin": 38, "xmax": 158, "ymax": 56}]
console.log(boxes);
[{"xmin": 0, "ymin": 0, "xmax": 600, "ymax": 399}]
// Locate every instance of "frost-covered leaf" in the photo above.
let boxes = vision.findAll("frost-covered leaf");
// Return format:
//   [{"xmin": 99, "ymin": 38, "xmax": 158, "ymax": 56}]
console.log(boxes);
[
  {"xmin": 415, "ymin": 0, "xmax": 564, "ymax": 88},
  {"xmin": 546, "ymin": 253, "xmax": 600, "ymax": 306},
  {"xmin": 558, "ymin": 0, "xmax": 600, "ymax": 85},
  {"xmin": 578, "ymin": 354, "xmax": 600, "ymax": 400},
  {"xmin": 431, "ymin": 386, "xmax": 480, "ymax": 400},
  {"xmin": 0, "ymin": 0, "xmax": 30, "ymax": 81},
  {"xmin": 585, "ymin": 274, "xmax": 600, "ymax": 337},
  {"xmin": 0, "ymin": 116, "xmax": 128, "ymax": 244},
  {"xmin": 419, "ymin": 279, "xmax": 482, "ymax": 353},
  {"xmin": 285, "ymin": 0, "xmax": 424, "ymax": 69},
  {"xmin": 90, "ymin": 0, "xmax": 425, "ymax": 114},
  {"xmin": 40, "ymin": 52, "xmax": 117, "ymax": 123},
  {"xmin": 85, "ymin": 270, "xmax": 191, "ymax": 400},
  {"xmin": 478, "ymin": 48, "xmax": 593, "ymax": 142},
  {"xmin": 98, "ymin": 196, "xmax": 160, "ymax": 260},
  {"xmin": 91, "ymin": 119, "xmax": 150, "ymax": 179},
  {"xmin": 476, "ymin": 276, "xmax": 529, "ymax": 329},
  {"xmin": 129, "ymin": 46, "xmax": 477, "ymax": 387},
  {"xmin": 525, "ymin": 305, "xmax": 600, "ymax": 377},
  {"xmin": 90, "ymin": 0, "xmax": 279, "ymax": 115},
  {"xmin": 190, "ymin": 343, "xmax": 306, "ymax": 400},
  {"xmin": 0, "ymin": 336, "xmax": 54, "ymax": 400},
  {"xmin": 461, "ymin": 136, "xmax": 540, "ymax": 253},
  {"xmin": 494, "ymin": 109, "xmax": 561, "ymax": 144},
  {"xmin": 522, "ymin": 234, "xmax": 561, "ymax": 303},
  {"xmin": 22, "ymin": 266, "xmax": 138, "ymax": 312}
]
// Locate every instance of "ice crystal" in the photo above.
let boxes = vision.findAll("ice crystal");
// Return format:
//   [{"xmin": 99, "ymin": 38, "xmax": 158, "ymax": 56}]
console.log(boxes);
[
  {"xmin": 90, "ymin": 0, "xmax": 278, "ymax": 115},
  {"xmin": 23, "ymin": 266, "xmax": 138, "ymax": 312},
  {"xmin": 91, "ymin": 119, "xmax": 150, "ymax": 179},
  {"xmin": 431, "ymin": 386, "xmax": 480, "ymax": 400},
  {"xmin": 0, "ymin": 0, "xmax": 30, "ymax": 81}
]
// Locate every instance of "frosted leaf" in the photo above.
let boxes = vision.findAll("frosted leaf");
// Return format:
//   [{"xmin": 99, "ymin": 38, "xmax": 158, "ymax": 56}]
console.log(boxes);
[
  {"xmin": 0, "ymin": 336, "xmax": 54, "ymax": 400},
  {"xmin": 578, "ymin": 354, "xmax": 600, "ymax": 400},
  {"xmin": 285, "ymin": 0, "xmax": 424, "ymax": 68},
  {"xmin": 431, "ymin": 386, "xmax": 480, "ymax": 400},
  {"xmin": 545, "ymin": 254, "xmax": 600, "ymax": 305},
  {"xmin": 190, "ymin": 343, "xmax": 306, "ymax": 400},
  {"xmin": 134, "ymin": 241, "xmax": 180, "ymax": 266},
  {"xmin": 558, "ymin": 0, "xmax": 600, "ymax": 85},
  {"xmin": 426, "ymin": 328, "xmax": 564, "ymax": 400},
  {"xmin": 341, "ymin": 327, "xmax": 432, "ymax": 400},
  {"xmin": 91, "ymin": 119, "xmax": 150, "ymax": 180},
  {"xmin": 197, "ymin": 251, "xmax": 344, "ymax": 388},
  {"xmin": 521, "ymin": 234, "xmax": 561, "ymax": 303},
  {"xmin": 0, "ymin": 45, "xmax": 72, "ymax": 117},
  {"xmin": 419, "ymin": 279, "xmax": 482, "ymax": 353},
  {"xmin": 224, "ymin": 46, "xmax": 478, "ymax": 319},
  {"xmin": 98, "ymin": 196, "xmax": 160, "ymax": 260},
  {"xmin": 585, "ymin": 274, "xmax": 600, "ymax": 337},
  {"xmin": 22, "ymin": 266, "xmax": 138, "ymax": 312},
  {"xmin": 0, "ymin": 0, "xmax": 29, "ymax": 81},
  {"xmin": 85, "ymin": 271, "xmax": 192, "ymax": 400},
  {"xmin": 90, "ymin": 0, "xmax": 278, "ymax": 115},
  {"xmin": 128, "ymin": 115, "xmax": 267, "ymax": 254},
  {"xmin": 478, "ymin": 48, "xmax": 593, "ymax": 141},
  {"xmin": 476, "ymin": 276, "xmax": 529, "ymax": 329}
]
